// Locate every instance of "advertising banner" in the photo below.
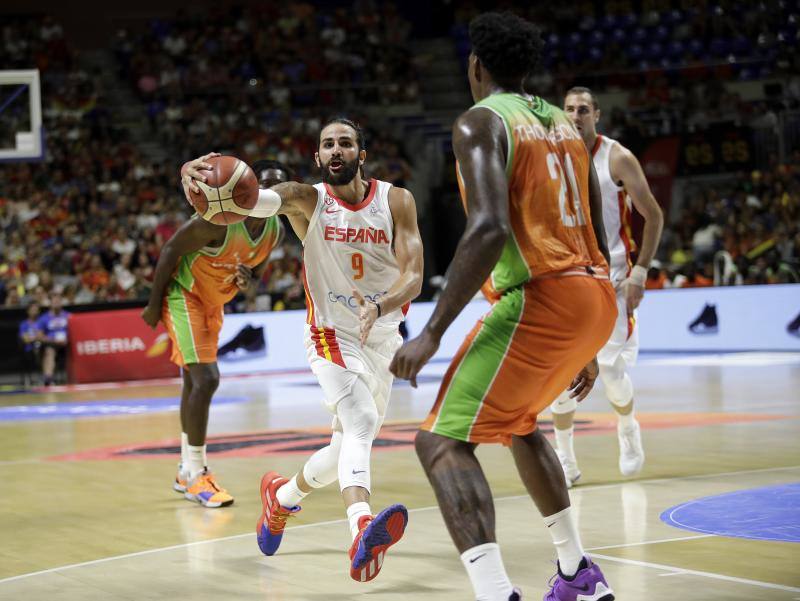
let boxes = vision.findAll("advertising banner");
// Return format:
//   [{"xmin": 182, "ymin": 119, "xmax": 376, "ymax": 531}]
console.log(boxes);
[
  {"xmin": 637, "ymin": 284, "xmax": 799, "ymax": 352},
  {"xmin": 65, "ymin": 285, "xmax": 799, "ymax": 382},
  {"xmin": 68, "ymin": 309, "xmax": 179, "ymax": 383},
  {"xmin": 214, "ymin": 284, "xmax": 800, "ymax": 377}
]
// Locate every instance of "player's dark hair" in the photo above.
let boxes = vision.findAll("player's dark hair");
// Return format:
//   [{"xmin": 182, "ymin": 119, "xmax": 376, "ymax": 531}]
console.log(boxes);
[
  {"xmin": 251, "ymin": 159, "xmax": 292, "ymax": 179},
  {"xmin": 469, "ymin": 12, "xmax": 544, "ymax": 90},
  {"xmin": 320, "ymin": 117, "xmax": 366, "ymax": 152},
  {"xmin": 566, "ymin": 86, "xmax": 599, "ymax": 110}
]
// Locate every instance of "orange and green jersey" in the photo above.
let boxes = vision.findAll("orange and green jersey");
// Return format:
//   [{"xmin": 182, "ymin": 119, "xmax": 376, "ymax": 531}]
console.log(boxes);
[
  {"xmin": 172, "ymin": 217, "xmax": 282, "ymax": 306},
  {"xmin": 458, "ymin": 93, "xmax": 608, "ymax": 297}
]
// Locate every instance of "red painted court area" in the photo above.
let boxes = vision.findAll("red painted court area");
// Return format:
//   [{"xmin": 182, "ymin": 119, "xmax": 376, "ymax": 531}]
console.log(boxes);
[{"xmin": 48, "ymin": 412, "xmax": 787, "ymax": 462}]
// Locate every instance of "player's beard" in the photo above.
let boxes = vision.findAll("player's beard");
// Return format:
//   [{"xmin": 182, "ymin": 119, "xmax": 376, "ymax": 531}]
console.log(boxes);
[{"xmin": 321, "ymin": 156, "xmax": 360, "ymax": 185}]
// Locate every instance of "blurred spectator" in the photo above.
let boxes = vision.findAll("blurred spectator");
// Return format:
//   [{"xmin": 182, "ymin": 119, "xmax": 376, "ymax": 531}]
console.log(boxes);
[
  {"xmin": 19, "ymin": 303, "xmax": 43, "ymax": 384},
  {"xmin": 37, "ymin": 293, "xmax": 70, "ymax": 385}
]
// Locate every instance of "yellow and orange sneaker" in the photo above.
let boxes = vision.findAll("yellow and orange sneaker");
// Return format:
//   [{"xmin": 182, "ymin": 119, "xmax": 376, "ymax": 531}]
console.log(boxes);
[
  {"xmin": 173, "ymin": 465, "xmax": 189, "ymax": 493},
  {"xmin": 184, "ymin": 469, "xmax": 234, "ymax": 508}
]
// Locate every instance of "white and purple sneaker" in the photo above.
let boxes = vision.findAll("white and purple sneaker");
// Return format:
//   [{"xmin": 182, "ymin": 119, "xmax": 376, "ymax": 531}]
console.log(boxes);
[{"xmin": 543, "ymin": 557, "xmax": 614, "ymax": 601}]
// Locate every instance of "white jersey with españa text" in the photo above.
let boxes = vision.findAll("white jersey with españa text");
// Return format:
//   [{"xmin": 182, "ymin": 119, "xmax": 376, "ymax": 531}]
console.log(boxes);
[
  {"xmin": 302, "ymin": 178, "xmax": 406, "ymax": 368},
  {"xmin": 591, "ymin": 135, "xmax": 636, "ymax": 288}
]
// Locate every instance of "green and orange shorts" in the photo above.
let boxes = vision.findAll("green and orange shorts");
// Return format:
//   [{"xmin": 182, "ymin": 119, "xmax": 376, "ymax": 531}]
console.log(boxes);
[
  {"xmin": 422, "ymin": 273, "xmax": 616, "ymax": 445},
  {"xmin": 161, "ymin": 282, "xmax": 224, "ymax": 367}
]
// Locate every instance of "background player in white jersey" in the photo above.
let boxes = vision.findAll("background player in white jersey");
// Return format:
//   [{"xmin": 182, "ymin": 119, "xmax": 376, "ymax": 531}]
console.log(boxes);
[
  {"xmin": 550, "ymin": 87, "xmax": 663, "ymax": 485},
  {"xmin": 181, "ymin": 118, "xmax": 424, "ymax": 583}
]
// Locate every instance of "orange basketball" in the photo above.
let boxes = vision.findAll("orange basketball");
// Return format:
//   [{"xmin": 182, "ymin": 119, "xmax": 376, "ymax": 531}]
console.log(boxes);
[{"xmin": 188, "ymin": 156, "xmax": 259, "ymax": 225}]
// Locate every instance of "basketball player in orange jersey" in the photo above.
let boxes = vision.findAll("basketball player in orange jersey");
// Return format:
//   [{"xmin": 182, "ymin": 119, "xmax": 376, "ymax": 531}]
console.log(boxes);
[
  {"xmin": 550, "ymin": 88, "xmax": 664, "ymax": 486},
  {"xmin": 390, "ymin": 13, "xmax": 617, "ymax": 601},
  {"xmin": 141, "ymin": 160, "xmax": 289, "ymax": 508},
  {"xmin": 181, "ymin": 118, "xmax": 424, "ymax": 582}
]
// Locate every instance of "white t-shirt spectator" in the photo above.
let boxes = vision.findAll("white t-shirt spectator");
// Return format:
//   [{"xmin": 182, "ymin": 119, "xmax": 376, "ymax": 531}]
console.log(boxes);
[{"xmin": 111, "ymin": 236, "xmax": 136, "ymax": 257}]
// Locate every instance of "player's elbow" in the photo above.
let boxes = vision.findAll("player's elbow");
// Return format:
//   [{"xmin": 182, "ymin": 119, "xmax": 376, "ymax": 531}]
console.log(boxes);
[
  {"xmin": 473, "ymin": 216, "xmax": 509, "ymax": 250},
  {"xmin": 409, "ymin": 269, "xmax": 424, "ymax": 300},
  {"xmin": 646, "ymin": 199, "xmax": 664, "ymax": 227}
]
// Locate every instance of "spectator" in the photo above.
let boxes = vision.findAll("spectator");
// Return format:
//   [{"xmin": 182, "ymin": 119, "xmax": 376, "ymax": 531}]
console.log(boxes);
[
  {"xmin": 19, "ymin": 303, "xmax": 43, "ymax": 384},
  {"xmin": 37, "ymin": 293, "xmax": 70, "ymax": 386}
]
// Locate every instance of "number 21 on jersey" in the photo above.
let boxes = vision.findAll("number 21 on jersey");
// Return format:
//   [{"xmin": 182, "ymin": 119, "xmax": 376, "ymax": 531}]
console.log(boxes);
[{"xmin": 547, "ymin": 152, "xmax": 587, "ymax": 227}]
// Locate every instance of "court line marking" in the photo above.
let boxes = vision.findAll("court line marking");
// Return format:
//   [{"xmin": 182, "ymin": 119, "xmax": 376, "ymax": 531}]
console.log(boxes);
[
  {"xmin": 590, "ymin": 553, "xmax": 800, "ymax": 593},
  {"xmin": 585, "ymin": 533, "xmax": 713, "ymax": 551},
  {"xmin": 1, "ymin": 463, "xmax": 798, "ymax": 586}
]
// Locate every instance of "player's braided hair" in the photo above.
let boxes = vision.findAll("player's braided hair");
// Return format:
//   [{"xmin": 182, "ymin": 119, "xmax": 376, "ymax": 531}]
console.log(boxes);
[{"xmin": 469, "ymin": 12, "xmax": 544, "ymax": 90}]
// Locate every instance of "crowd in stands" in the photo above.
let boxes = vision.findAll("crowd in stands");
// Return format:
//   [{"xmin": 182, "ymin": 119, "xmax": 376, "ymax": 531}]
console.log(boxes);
[
  {"xmin": 0, "ymin": 7, "xmax": 415, "ymax": 312},
  {"xmin": 453, "ymin": 2, "xmax": 800, "ymax": 138},
  {"xmin": 114, "ymin": 1, "xmax": 419, "ymax": 181},
  {"xmin": 648, "ymin": 154, "xmax": 800, "ymax": 288},
  {"xmin": 1, "ymin": 5, "xmax": 797, "ymax": 315}
]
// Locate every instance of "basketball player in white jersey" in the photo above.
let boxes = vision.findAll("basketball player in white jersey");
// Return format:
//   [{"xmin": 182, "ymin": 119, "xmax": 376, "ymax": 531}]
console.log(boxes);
[
  {"xmin": 180, "ymin": 118, "xmax": 424, "ymax": 582},
  {"xmin": 550, "ymin": 88, "xmax": 663, "ymax": 485}
]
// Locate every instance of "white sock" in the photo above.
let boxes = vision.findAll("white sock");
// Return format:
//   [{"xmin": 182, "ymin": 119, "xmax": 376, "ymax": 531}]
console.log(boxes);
[
  {"xmin": 186, "ymin": 444, "xmax": 206, "ymax": 478},
  {"xmin": 544, "ymin": 507, "xmax": 585, "ymax": 576},
  {"xmin": 275, "ymin": 475, "xmax": 309, "ymax": 508},
  {"xmin": 346, "ymin": 501, "xmax": 372, "ymax": 540},
  {"xmin": 460, "ymin": 542, "xmax": 514, "ymax": 601},
  {"xmin": 617, "ymin": 408, "xmax": 636, "ymax": 429},
  {"xmin": 554, "ymin": 426, "xmax": 576, "ymax": 462},
  {"xmin": 180, "ymin": 432, "xmax": 189, "ymax": 470}
]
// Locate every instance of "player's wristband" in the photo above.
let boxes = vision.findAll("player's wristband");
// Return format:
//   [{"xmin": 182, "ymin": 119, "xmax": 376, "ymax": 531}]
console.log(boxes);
[
  {"xmin": 367, "ymin": 300, "xmax": 382, "ymax": 317},
  {"xmin": 251, "ymin": 188, "xmax": 282, "ymax": 218},
  {"xmin": 629, "ymin": 265, "xmax": 647, "ymax": 287}
]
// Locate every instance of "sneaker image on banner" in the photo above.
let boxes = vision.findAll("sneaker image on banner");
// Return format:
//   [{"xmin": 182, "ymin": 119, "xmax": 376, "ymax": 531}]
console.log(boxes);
[
  {"xmin": 218, "ymin": 324, "xmax": 267, "ymax": 361},
  {"xmin": 688, "ymin": 303, "xmax": 719, "ymax": 334},
  {"xmin": 788, "ymin": 311, "xmax": 800, "ymax": 338}
]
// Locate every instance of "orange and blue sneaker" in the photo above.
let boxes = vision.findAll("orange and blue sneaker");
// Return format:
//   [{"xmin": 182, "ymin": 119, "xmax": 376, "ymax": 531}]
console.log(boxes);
[
  {"xmin": 184, "ymin": 469, "xmax": 234, "ymax": 508},
  {"xmin": 173, "ymin": 465, "xmax": 189, "ymax": 494},
  {"xmin": 256, "ymin": 471, "xmax": 301, "ymax": 556},
  {"xmin": 348, "ymin": 504, "xmax": 408, "ymax": 582}
]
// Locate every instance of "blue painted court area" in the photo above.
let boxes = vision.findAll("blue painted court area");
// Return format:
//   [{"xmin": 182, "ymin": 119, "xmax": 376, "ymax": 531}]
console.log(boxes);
[
  {"xmin": 660, "ymin": 482, "xmax": 800, "ymax": 543},
  {"xmin": 0, "ymin": 396, "xmax": 247, "ymax": 421}
]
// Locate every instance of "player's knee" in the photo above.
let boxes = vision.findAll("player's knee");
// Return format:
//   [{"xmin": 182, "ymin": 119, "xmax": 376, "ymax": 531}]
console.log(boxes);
[
  {"xmin": 340, "ymin": 396, "xmax": 378, "ymax": 440},
  {"xmin": 189, "ymin": 364, "xmax": 220, "ymax": 395},
  {"xmin": 601, "ymin": 371, "xmax": 633, "ymax": 407},
  {"xmin": 550, "ymin": 390, "xmax": 577, "ymax": 414},
  {"xmin": 414, "ymin": 429, "xmax": 470, "ymax": 471}
]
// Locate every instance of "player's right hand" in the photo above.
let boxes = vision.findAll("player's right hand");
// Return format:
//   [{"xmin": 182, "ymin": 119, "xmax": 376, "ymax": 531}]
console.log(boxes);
[
  {"xmin": 180, "ymin": 152, "xmax": 220, "ymax": 203},
  {"xmin": 141, "ymin": 304, "xmax": 161, "ymax": 329},
  {"xmin": 568, "ymin": 357, "xmax": 599, "ymax": 402}
]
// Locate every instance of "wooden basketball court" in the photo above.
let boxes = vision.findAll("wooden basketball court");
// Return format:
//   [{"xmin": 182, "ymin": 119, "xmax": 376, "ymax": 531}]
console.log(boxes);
[{"xmin": 1, "ymin": 353, "xmax": 799, "ymax": 600}]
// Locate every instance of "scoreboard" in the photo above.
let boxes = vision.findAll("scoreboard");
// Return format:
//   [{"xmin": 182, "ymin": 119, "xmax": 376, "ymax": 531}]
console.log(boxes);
[{"xmin": 679, "ymin": 125, "xmax": 755, "ymax": 175}]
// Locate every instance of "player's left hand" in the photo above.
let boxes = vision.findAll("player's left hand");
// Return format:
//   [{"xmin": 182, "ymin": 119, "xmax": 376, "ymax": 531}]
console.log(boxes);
[
  {"xmin": 568, "ymin": 357, "xmax": 599, "ymax": 401},
  {"xmin": 352, "ymin": 289, "xmax": 379, "ymax": 346},
  {"xmin": 141, "ymin": 304, "xmax": 161, "ymax": 329},
  {"xmin": 236, "ymin": 264, "xmax": 253, "ymax": 290},
  {"xmin": 624, "ymin": 280, "xmax": 644, "ymax": 316},
  {"xmin": 389, "ymin": 328, "xmax": 440, "ymax": 388}
]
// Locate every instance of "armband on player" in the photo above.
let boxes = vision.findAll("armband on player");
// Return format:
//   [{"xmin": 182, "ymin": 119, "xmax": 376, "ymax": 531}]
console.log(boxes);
[
  {"xmin": 251, "ymin": 189, "xmax": 282, "ymax": 218},
  {"xmin": 628, "ymin": 265, "xmax": 647, "ymax": 287}
]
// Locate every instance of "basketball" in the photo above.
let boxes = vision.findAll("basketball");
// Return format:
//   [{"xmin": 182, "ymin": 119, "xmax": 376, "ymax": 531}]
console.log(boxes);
[{"xmin": 188, "ymin": 156, "xmax": 259, "ymax": 225}]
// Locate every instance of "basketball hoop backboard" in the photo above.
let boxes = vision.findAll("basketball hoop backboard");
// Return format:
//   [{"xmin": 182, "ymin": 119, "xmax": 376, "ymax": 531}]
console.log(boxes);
[{"xmin": 0, "ymin": 69, "xmax": 43, "ymax": 161}]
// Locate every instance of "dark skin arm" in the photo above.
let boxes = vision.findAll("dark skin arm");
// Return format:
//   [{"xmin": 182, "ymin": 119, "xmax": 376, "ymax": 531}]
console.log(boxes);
[
  {"xmin": 587, "ymin": 158, "xmax": 611, "ymax": 266},
  {"xmin": 235, "ymin": 221, "xmax": 286, "ymax": 290},
  {"xmin": 141, "ymin": 217, "xmax": 225, "ymax": 327},
  {"xmin": 390, "ymin": 107, "xmax": 509, "ymax": 386}
]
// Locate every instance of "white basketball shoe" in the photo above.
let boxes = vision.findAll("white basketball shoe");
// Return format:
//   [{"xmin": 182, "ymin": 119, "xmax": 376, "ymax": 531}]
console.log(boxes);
[{"xmin": 618, "ymin": 419, "xmax": 645, "ymax": 476}]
